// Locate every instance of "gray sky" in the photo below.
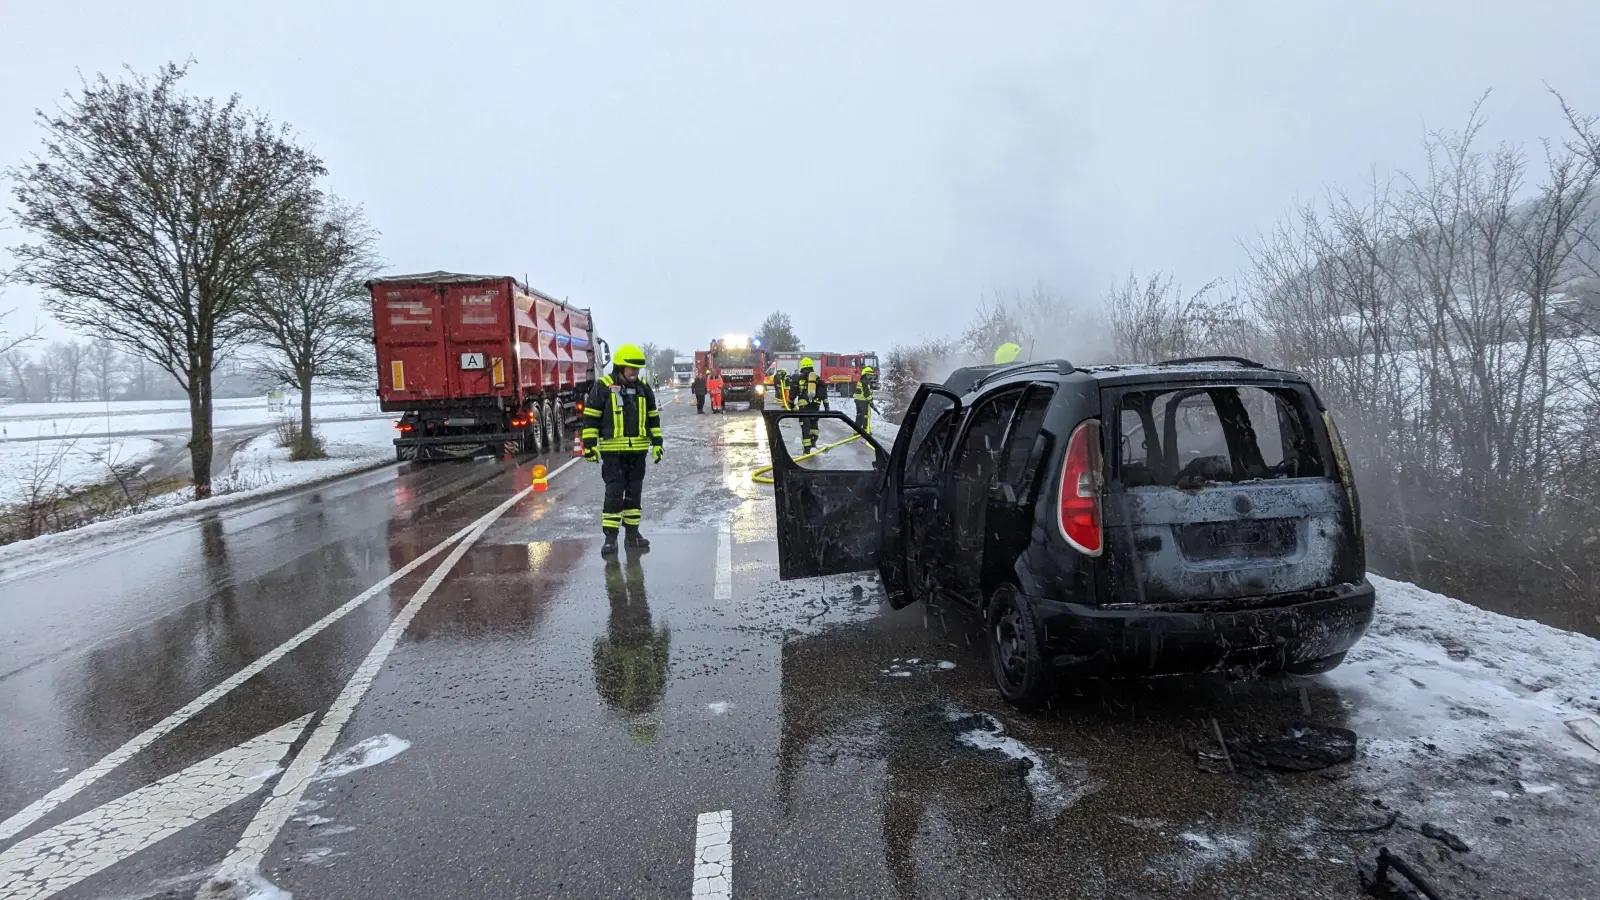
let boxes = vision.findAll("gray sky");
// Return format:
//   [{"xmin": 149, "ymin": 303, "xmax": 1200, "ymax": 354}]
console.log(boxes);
[{"xmin": 4, "ymin": 1, "xmax": 1600, "ymax": 358}]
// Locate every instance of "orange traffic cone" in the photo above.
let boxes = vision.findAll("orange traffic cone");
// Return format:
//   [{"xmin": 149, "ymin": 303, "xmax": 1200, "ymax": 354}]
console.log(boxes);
[
  {"xmin": 571, "ymin": 434, "xmax": 584, "ymax": 457},
  {"xmin": 532, "ymin": 464, "xmax": 548, "ymax": 492}
]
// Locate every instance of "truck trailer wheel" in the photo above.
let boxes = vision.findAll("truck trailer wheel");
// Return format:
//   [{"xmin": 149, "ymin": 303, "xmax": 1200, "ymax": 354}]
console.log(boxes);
[{"xmin": 545, "ymin": 400, "xmax": 562, "ymax": 454}]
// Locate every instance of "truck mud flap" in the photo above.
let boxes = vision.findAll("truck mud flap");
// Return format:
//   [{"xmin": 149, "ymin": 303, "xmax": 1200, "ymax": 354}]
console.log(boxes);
[{"xmin": 396, "ymin": 440, "xmax": 494, "ymax": 461}]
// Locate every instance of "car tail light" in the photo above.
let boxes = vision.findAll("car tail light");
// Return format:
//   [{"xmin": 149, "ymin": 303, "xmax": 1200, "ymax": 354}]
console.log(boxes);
[{"xmin": 1058, "ymin": 419, "xmax": 1104, "ymax": 556}]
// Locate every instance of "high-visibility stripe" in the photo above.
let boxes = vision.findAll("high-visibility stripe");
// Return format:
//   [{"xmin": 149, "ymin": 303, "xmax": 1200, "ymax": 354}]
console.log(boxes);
[{"xmin": 391, "ymin": 361, "xmax": 405, "ymax": 391}]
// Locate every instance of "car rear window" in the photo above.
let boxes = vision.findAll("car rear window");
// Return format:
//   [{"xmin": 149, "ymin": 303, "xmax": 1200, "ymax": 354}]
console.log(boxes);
[{"xmin": 1115, "ymin": 384, "xmax": 1324, "ymax": 488}]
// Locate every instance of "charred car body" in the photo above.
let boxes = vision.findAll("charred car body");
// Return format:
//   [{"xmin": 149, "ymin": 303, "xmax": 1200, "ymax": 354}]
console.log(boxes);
[{"xmin": 762, "ymin": 356, "xmax": 1375, "ymax": 709}]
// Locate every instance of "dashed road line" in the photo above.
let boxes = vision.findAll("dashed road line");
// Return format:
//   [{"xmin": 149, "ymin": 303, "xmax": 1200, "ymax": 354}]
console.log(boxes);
[
  {"xmin": 692, "ymin": 809, "xmax": 733, "ymax": 899},
  {"xmin": 0, "ymin": 715, "xmax": 311, "ymax": 900},
  {"xmin": 1, "ymin": 457, "xmax": 577, "ymax": 847},
  {"xmin": 201, "ymin": 461, "xmax": 575, "ymax": 893}
]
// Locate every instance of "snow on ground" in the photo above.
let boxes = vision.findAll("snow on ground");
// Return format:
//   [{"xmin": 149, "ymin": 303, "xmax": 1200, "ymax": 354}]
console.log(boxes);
[
  {"xmin": 0, "ymin": 394, "xmax": 381, "ymax": 440},
  {"xmin": 0, "ymin": 436, "xmax": 163, "ymax": 504},
  {"xmin": 221, "ymin": 418, "xmax": 396, "ymax": 494}
]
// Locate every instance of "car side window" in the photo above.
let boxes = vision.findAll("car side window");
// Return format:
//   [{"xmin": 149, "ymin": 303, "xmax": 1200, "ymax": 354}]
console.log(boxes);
[
  {"xmin": 905, "ymin": 395, "xmax": 958, "ymax": 485},
  {"xmin": 998, "ymin": 385, "xmax": 1055, "ymax": 497},
  {"xmin": 950, "ymin": 389, "xmax": 1024, "ymax": 491}
]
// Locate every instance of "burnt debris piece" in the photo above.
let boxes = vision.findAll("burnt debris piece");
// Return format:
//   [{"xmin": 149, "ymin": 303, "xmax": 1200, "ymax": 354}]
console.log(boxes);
[
  {"xmin": 1416, "ymin": 822, "xmax": 1471, "ymax": 853},
  {"xmin": 1359, "ymin": 847, "xmax": 1448, "ymax": 900},
  {"xmin": 1200, "ymin": 722, "xmax": 1358, "ymax": 773}
]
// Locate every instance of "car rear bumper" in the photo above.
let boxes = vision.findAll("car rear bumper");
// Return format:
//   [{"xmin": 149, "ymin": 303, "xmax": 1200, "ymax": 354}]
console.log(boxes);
[{"xmin": 1031, "ymin": 579, "xmax": 1376, "ymax": 676}]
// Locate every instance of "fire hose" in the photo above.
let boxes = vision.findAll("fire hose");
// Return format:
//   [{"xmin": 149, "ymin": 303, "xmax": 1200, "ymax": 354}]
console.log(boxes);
[{"xmin": 749, "ymin": 398, "xmax": 890, "ymax": 485}]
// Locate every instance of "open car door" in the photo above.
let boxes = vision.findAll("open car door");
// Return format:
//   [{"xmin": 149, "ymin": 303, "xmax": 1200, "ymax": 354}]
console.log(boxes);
[
  {"xmin": 761, "ymin": 410, "xmax": 889, "ymax": 580},
  {"xmin": 875, "ymin": 384, "xmax": 964, "ymax": 609}
]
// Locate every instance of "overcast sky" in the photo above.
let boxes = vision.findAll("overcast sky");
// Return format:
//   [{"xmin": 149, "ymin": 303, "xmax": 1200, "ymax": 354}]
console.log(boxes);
[{"xmin": 4, "ymin": 1, "xmax": 1600, "ymax": 359}]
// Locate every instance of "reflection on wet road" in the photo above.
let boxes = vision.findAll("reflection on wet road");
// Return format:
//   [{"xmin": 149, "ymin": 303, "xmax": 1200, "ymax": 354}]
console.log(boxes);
[{"xmin": 0, "ymin": 399, "xmax": 1592, "ymax": 899}]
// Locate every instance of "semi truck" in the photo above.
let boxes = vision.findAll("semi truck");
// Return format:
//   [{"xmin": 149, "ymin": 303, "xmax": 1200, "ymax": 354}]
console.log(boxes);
[
  {"xmin": 370, "ymin": 271, "xmax": 606, "ymax": 462},
  {"xmin": 672, "ymin": 355, "xmax": 695, "ymax": 387}
]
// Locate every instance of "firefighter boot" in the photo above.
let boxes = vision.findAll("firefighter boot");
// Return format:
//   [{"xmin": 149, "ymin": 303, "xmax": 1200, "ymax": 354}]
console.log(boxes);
[
  {"xmin": 624, "ymin": 526, "xmax": 651, "ymax": 551},
  {"xmin": 600, "ymin": 530, "xmax": 619, "ymax": 557}
]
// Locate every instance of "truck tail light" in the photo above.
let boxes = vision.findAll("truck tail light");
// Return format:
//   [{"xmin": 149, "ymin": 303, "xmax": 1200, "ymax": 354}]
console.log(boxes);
[
  {"xmin": 395, "ymin": 421, "xmax": 414, "ymax": 434},
  {"xmin": 1058, "ymin": 419, "xmax": 1104, "ymax": 557},
  {"xmin": 510, "ymin": 412, "xmax": 531, "ymax": 429}
]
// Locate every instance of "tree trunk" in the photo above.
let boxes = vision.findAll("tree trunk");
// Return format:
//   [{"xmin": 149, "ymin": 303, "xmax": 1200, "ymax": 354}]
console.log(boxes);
[
  {"xmin": 189, "ymin": 364, "xmax": 214, "ymax": 500},
  {"xmin": 300, "ymin": 380, "xmax": 314, "ymax": 457}
]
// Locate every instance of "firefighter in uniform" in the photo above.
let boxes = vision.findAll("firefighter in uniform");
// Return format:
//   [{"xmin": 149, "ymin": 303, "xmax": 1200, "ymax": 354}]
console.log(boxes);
[
  {"xmin": 582, "ymin": 344, "xmax": 664, "ymax": 556},
  {"xmin": 794, "ymin": 357, "xmax": 829, "ymax": 452},
  {"xmin": 771, "ymin": 367, "xmax": 791, "ymax": 410},
  {"xmin": 852, "ymin": 365, "xmax": 876, "ymax": 435}
]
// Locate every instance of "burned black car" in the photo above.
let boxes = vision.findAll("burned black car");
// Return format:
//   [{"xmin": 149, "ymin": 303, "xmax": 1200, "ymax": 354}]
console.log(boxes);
[{"xmin": 761, "ymin": 356, "xmax": 1375, "ymax": 709}]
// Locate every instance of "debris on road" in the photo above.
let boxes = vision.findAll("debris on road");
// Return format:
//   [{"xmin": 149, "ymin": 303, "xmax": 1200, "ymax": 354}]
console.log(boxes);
[
  {"xmin": 1566, "ymin": 715, "xmax": 1600, "ymax": 752},
  {"xmin": 1220, "ymin": 722, "xmax": 1358, "ymax": 773},
  {"xmin": 1416, "ymin": 822, "xmax": 1471, "ymax": 853},
  {"xmin": 1358, "ymin": 847, "xmax": 1448, "ymax": 900},
  {"xmin": 1322, "ymin": 810, "xmax": 1399, "ymax": 834}
]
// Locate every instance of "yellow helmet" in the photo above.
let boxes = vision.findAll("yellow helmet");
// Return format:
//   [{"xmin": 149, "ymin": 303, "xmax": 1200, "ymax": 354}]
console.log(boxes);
[
  {"xmin": 994, "ymin": 342, "xmax": 1022, "ymax": 365},
  {"xmin": 800, "ymin": 356, "xmax": 814, "ymax": 370},
  {"xmin": 614, "ymin": 344, "xmax": 648, "ymax": 369},
  {"xmin": 861, "ymin": 365, "xmax": 874, "ymax": 375}
]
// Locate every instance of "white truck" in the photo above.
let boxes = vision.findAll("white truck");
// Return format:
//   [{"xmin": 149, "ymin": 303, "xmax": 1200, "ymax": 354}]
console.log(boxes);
[{"xmin": 672, "ymin": 355, "xmax": 695, "ymax": 387}]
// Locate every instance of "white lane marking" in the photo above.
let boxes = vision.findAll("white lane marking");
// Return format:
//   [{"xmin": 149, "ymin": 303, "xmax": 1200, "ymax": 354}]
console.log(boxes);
[
  {"xmin": 1, "ymin": 457, "xmax": 577, "ymax": 845},
  {"xmin": 0, "ymin": 715, "xmax": 311, "ymax": 900},
  {"xmin": 715, "ymin": 522, "xmax": 733, "ymax": 601},
  {"xmin": 692, "ymin": 809, "xmax": 732, "ymax": 899},
  {"xmin": 204, "ymin": 465, "xmax": 556, "ymax": 890}
]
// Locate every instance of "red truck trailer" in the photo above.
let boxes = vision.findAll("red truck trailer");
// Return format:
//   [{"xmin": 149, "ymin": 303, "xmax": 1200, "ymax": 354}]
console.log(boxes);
[{"xmin": 370, "ymin": 271, "xmax": 607, "ymax": 462}]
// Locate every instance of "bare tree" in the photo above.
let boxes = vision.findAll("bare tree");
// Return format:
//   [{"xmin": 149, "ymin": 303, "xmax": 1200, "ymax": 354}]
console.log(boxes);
[
  {"xmin": 243, "ymin": 198, "xmax": 377, "ymax": 459},
  {"xmin": 8, "ymin": 62, "xmax": 325, "ymax": 498},
  {"xmin": 3, "ymin": 349, "xmax": 30, "ymax": 402},
  {"xmin": 755, "ymin": 311, "xmax": 803, "ymax": 352},
  {"xmin": 1104, "ymin": 273, "xmax": 1251, "ymax": 362},
  {"xmin": 49, "ymin": 341, "xmax": 89, "ymax": 401},
  {"xmin": 89, "ymin": 339, "xmax": 121, "ymax": 401}
]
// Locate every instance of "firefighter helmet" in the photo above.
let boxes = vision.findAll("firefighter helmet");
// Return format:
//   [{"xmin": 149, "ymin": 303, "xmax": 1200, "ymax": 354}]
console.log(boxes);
[
  {"xmin": 861, "ymin": 365, "xmax": 874, "ymax": 376},
  {"xmin": 994, "ymin": 342, "xmax": 1022, "ymax": 365},
  {"xmin": 614, "ymin": 344, "xmax": 649, "ymax": 369},
  {"xmin": 800, "ymin": 356, "xmax": 814, "ymax": 370}
]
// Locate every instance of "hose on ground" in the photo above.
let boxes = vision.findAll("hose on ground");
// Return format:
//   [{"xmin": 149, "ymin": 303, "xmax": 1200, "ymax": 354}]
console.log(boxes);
[{"xmin": 750, "ymin": 433, "xmax": 862, "ymax": 485}]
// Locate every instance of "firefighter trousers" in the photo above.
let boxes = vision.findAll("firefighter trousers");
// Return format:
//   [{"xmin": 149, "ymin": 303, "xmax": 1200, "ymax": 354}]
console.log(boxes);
[
  {"xmin": 601, "ymin": 451, "xmax": 648, "ymax": 533},
  {"xmin": 799, "ymin": 411, "xmax": 820, "ymax": 451},
  {"xmin": 854, "ymin": 399, "xmax": 872, "ymax": 434}
]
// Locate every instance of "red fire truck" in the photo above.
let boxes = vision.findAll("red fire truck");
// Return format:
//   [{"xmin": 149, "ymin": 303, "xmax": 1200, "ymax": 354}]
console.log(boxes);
[
  {"xmin": 769, "ymin": 350, "xmax": 879, "ymax": 397},
  {"xmin": 370, "ymin": 271, "xmax": 606, "ymax": 461},
  {"xmin": 699, "ymin": 334, "xmax": 770, "ymax": 409}
]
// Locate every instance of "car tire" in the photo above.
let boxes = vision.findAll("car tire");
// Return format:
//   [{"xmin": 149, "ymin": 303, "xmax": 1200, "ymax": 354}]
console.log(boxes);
[
  {"xmin": 986, "ymin": 584, "xmax": 1056, "ymax": 711},
  {"xmin": 1283, "ymin": 651, "xmax": 1347, "ymax": 677}
]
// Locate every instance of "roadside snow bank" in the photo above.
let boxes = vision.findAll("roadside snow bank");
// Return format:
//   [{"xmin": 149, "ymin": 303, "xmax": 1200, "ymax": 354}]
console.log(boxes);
[
  {"xmin": 222, "ymin": 418, "xmax": 395, "ymax": 493},
  {"xmin": 1330, "ymin": 575, "xmax": 1600, "ymax": 765}
]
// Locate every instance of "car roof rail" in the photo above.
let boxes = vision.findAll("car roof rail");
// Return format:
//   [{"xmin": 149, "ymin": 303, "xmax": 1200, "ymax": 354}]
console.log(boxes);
[
  {"xmin": 960, "ymin": 358, "xmax": 1077, "ymax": 391},
  {"xmin": 1155, "ymin": 355, "xmax": 1266, "ymax": 368}
]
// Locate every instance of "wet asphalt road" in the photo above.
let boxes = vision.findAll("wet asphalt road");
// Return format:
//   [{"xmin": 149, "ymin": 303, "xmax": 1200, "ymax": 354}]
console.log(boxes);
[{"xmin": 0, "ymin": 399, "xmax": 1575, "ymax": 900}]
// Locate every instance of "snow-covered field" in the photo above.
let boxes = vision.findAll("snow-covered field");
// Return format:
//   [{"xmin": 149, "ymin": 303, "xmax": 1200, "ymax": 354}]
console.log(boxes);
[
  {"xmin": 219, "ymin": 418, "xmax": 396, "ymax": 494},
  {"xmin": 0, "ymin": 436, "xmax": 164, "ymax": 505},
  {"xmin": 0, "ymin": 394, "xmax": 380, "ymax": 440}
]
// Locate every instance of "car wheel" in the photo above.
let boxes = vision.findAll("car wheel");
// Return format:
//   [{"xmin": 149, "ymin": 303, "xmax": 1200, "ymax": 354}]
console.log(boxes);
[
  {"xmin": 986, "ymin": 584, "xmax": 1055, "ymax": 711},
  {"xmin": 1283, "ymin": 651, "xmax": 1347, "ymax": 677}
]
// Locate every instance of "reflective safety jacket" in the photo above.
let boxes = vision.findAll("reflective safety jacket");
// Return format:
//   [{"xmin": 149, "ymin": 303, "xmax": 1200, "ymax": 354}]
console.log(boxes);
[
  {"xmin": 852, "ymin": 377, "xmax": 874, "ymax": 403},
  {"xmin": 794, "ymin": 372, "xmax": 829, "ymax": 409},
  {"xmin": 582, "ymin": 373, "xmax": 663, "ymax": 454}
]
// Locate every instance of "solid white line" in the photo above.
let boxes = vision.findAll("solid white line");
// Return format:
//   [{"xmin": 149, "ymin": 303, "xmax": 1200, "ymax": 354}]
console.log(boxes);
[
  {"xmin": 0, "ymin": 456, "xmax": 577, "ymax": 846},
  {"xmin": 715, "ymin": 522, "xmax": 732, "ymax": 601},
  {"xmin": 205, "ymin": 464, "xmax": 555, "ymax": 889},
  {"xmin": 692, "ymin": 809, "xmax": 732, "ymax": 899},
  {"xmin": 0, "ymin": 715, "xmax": 311, "ymax": 900}
]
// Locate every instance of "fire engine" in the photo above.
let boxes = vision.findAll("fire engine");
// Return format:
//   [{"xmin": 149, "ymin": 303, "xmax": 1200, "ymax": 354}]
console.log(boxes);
[{"xmin": 701, "ymin": 334, "xmax": 770, "ymax": 409}]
